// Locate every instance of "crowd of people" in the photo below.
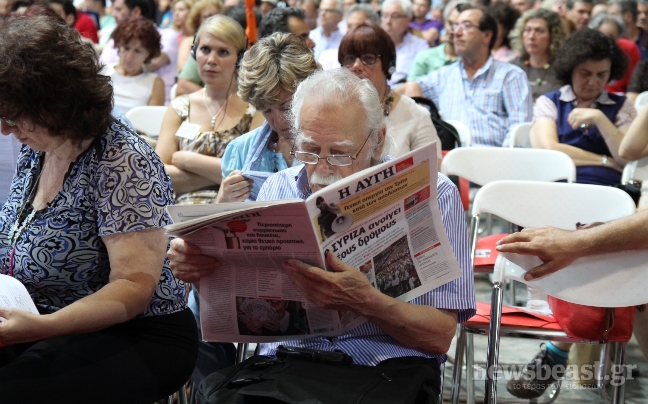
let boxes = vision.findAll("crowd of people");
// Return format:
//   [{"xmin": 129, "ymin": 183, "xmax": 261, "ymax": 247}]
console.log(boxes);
[{"xmin": 1, "ymin": 0, "xmax": 648, "ymax": 402}]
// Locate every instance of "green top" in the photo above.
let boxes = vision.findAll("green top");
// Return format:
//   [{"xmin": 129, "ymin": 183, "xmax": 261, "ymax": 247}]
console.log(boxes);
[
  {"xmin": 407, "ymin": 43, "xmax": 457, "ymax": 82},
  {"xmin": 178, "ymin": 57, "xmax": 204, "ymax": 87}
]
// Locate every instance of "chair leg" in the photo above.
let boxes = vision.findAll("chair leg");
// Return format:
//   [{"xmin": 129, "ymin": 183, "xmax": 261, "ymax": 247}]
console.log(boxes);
[
  {"xmin": 450, "ymin": 326, "xmax": 467, "ymax": 404},
  {"xmin": 439, "ymin": 362, "xmax": 445, "ymax": 404},
  {"xmin": 236, "ymin": 343, "xmax": 249, "ymax": 364},
  {"xmin": 484, "ymin": 282, "xmax": 504, "ymax": 404},
  {"xmin": 176, "ymin": 382, "xmax": 189, "ymax": 404},
  {"xmin": 466, "ymin": 333, "xmax": 475, "ymax": 404},
  {"xmin": 612, "ymin": 342, "xmax": 627, "ymax": 404}
]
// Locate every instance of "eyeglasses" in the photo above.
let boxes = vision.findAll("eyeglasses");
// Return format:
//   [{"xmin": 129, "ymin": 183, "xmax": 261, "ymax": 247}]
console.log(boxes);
[
  {"xmin": 319, "ymin": 8, "xmax": 340, "ymax": 14},
  {"xmin": 382, "ymin": 13, "xmax": 409, "ymax": 20},
  {"xmin": 340, "ymin": 54, "xmax": 381, "ymax": 68},
  {"xmin": 451, "ymin": 21, "xmax": 477, "ymax": 31},
  {"xmin": 1, "ymin": 117, "xmax": 16, "ymax": 126},
  {"xmin": 290, "ymin": 133, "xmax": 372, "ymax": 167}
]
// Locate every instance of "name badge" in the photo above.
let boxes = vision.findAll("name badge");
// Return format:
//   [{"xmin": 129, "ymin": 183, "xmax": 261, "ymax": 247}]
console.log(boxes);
[{"xmin": 175, "ymin": 121, "xmax": 201, "ymax": 140}]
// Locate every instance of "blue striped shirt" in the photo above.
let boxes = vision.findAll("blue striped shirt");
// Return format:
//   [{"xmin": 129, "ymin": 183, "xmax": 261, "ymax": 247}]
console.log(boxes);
[
  {"xmin": 256, "ymin": 166, "xmax": 476, "ymax": 365},
  {"xmin": 416, "ymin": 57, "xmax": 532, "ymax": 147}
]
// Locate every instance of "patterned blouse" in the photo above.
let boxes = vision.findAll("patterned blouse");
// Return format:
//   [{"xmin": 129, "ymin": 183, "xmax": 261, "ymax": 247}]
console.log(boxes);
[
  {"xmin": 0, "ymin": 120, "xmax": 186, "ymax": 317},
  {"xmin": 172, "ymin": 94, "xmax": 256, "ymax": 204}
]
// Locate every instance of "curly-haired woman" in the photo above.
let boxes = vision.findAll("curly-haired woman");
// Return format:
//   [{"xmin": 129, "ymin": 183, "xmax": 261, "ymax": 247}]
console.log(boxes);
[{"xmin": 0, "ymin": 12, "xmax": 197, "ymax": 403}]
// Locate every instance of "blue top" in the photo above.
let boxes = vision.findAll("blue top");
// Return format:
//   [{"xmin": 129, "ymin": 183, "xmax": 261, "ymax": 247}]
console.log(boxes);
[
  {"xmin": 256, "ymin": 165, "xmax": 476, "ymax": 365},
  {"xmin": 0, "ymin": 120, "xmax": 186, "ymax": 317},
  {"xmin": 545, "ymin": 89, "xmax": 625, "ymax": 186}
]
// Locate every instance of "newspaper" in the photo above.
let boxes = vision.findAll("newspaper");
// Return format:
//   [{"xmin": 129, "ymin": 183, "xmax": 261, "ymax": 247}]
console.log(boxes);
[
  {"xmin": 166, "ymin": 143, "xmax": 463, "ymax": 342},
  {"xmin": 0, "ymin": 274, "xmax": 39, "ymax": 322}
]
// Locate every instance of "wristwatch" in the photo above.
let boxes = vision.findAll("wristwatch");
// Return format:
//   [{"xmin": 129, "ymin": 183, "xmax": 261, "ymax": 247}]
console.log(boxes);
[{"xmin": 602, "ymin": 155, "xmax": 608, "ymax": 167}]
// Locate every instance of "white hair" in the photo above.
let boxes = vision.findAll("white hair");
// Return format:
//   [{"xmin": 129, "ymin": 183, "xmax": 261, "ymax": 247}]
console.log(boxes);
[
  {"xmin": 290, "ymin": 69, "xmax": 390, "ymax": 162},
  {"xmin": 382, "ymin": 0, "xmax": 413, "ymax": 18}
]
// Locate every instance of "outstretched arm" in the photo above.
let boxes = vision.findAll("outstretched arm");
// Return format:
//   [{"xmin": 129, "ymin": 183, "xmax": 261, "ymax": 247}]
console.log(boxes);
[{"xmin": 496, "ymin": 209, "xmax": 648, "ymax": 280}]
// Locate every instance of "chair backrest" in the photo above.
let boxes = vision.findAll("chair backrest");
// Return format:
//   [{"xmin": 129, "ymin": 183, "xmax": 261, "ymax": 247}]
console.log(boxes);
[
  {"xmin": 621, "ymin": 156, "xmax": 648, "ymax": 184},
  {"xmin": 170, "ymin": 83, "xmax": 178, "ymax": 101},
  {"xmin": 445, "ymin": 120, "xmax": 472, "ymax": 147},
  {"xmin": 472, "ymin": 180, "xmax": 635, "ymax": 229},
  {"xmin": 440, "ymin": 148, "xmax": 576, "ymax": 186},
  {"xmin": 125, "ymin": 106, "xmax": 168, "ymax": 138},
  {"xmin": 508, "ymin": 122, "xmax": 533, "ymax": 148},
  {"xmin": 494, "ymin": 250, "xmax": 648, "ymax": 308},
  {"xmin": 635, "ymin": 91, "xmax": 648, "ymax": 111}
]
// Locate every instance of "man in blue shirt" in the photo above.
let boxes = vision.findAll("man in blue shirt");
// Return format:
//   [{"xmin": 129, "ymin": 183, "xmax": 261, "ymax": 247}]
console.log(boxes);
[
  {"xmin": 399, "ymin": 6, "xmax": 532, "ymax": 146},
  {"xmin": 168, "ymin": 70, "xmax": 475, "ymax": 383}
]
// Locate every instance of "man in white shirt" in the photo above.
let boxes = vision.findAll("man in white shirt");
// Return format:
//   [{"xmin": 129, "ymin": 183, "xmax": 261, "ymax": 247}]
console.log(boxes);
[{"xmin": 309, "ymin": 0, "xmax": 344, "ymax": 59}]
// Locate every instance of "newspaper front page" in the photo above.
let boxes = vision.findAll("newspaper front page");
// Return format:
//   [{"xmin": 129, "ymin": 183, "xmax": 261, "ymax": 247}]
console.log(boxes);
[{"xmin": 166, "ymin": 143, "xmax": 463, "ymax": 342}]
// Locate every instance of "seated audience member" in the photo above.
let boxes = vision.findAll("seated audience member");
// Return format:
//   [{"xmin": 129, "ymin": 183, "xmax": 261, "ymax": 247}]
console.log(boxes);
[
  {"xmin": 102, "ymin": 0, "xmax": 178, "ymax": 103},
  {"xmin": 627, "ymin": 59, "xmax": 648, "ymax": 102},
  {"xmin": 410, "ymin": 0, "xmax": 443, "ymax": 46},
  {"xmin": 338, "ymin": 21, "xmax": 442, "ymax": 158},
  {"xmin": 592, "ymin": 13, "xmax": 641, "ymax": 94},
  {"xmin": 318, "ymin": 3, "xmax": 380, "ymax": 69},
  {"xmin": 512, "ymin": 0, "xmax": 535, "ymax": 14},
  {"xmin": 382, "ymin": 0, "xmax": 429, "ymax": 85},
  {"xmin": 219, "ymin": 33, "xmax": 318, "ymax": 203},
  {"xmin": 168, "ymin": 69, "xmax": 476, "ymax": 396},
  {"xmin": 407, "ymin": 0, "xmax": 467, "ymax": 82},
  {"xmin": 495, "ymin": 190, "xmax": 648, "ymax": 364},
  {"xmin": 103, "ymin": 17, "xmax": 165, "ymax": 113},
  {"xmin": 176, "ymin": 0, "xmax": 222, "ymax": 75},
  {"xmin": 310, "ymin": 0, "xmax": 344, "ymax": 60},
  {"xmin": 608, "ymin": 0, "xmax": 648, "ymax": 59},
  {"xmin": 639, "ymin": 0, "xmax": 648, "ymax": 29},
  {"xmin": 509, "ymin": 8, "xmax": 567, "ymax": 101},
  {"xmin": 486, "ymin": 2, "xmax": 520, "ymax": 62},
  {"xmin": 0, "ymin": 13, "xmax": 197, "ymax": 403},
  {"xmin": 156, "ymin": 15, "xmax": 263, "ymax": 204},
  {"xmin": 50, "ymin": 0, "xmax": 99, "ymax": 42},
  {"xmin": 619, "ymin": 104, "xmax": 648, "ymax": 206},
  {"xmin": 171, "ymin": 0, "xmax": 194, "ymax": 72},
  {"xmin": 531, "ymin": 28, "xmax": 636, "ymax": 187},
  {"xmin": 565, "ymin": 0, "xmax": 594, "ymax": 30},
  {"xmin": 299, "ymin": 0, "xmax": 318, "ymax": 30},
  {"xmin": 401, "ymin": 6, "xmax": 533, "ymax": 147},
  {"xmin": 83, "ymin": 0, "xmax": 114, "ymax": 30}
]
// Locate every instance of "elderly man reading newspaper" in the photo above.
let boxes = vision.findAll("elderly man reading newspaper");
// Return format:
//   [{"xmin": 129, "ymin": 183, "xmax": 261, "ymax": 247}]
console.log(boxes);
[{"xmin": 167, "ymin": 69, "xmax": 475, "ymax": 403}]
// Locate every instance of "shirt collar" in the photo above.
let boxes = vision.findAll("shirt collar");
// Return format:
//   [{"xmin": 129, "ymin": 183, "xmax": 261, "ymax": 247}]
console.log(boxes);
[
  {"xmin": 458, "ymin": 56, "xmax": 493, "ymax": 81},
  {"xmin": 558, "ymin": 84, "xmax": 616, "ymax": 105}
]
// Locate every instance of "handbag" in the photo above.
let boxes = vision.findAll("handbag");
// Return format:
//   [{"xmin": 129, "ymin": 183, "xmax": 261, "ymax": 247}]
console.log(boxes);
[
  {"xmin": 197, "ymin": 349, "xmax": 442, "ymax": 404},
  {"xmin": 547, "ymin": 297, "xmax": 635, "ymax": 342}
]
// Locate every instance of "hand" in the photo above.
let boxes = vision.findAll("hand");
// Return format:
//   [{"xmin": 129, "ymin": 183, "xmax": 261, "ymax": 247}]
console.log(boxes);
[
  {"xmin": 261, "ymin": 317, "xmax": 280, "ymax": 332},
  {"xmin": 171, "ymin": 151, "xmax": 197, "ymax": 171},
  {"xmin": 495, "ymin": 227, "xmax": 582, "ymax": 281},
  {"xmin": 246, "ymin": 316, "xmax": 263, "ymax": 335},
  {"xmin": 0, "ymin": 308, "xmax": 51, "ymax": 345},
  {"xmin": 167, "ymin": 238, "xmax": 220, "ymax": 283},
  {"xmin": 567, "ymin": 108, "xmax": 604, "ymax": 130},
  {"xmin": 215, "ymin": 171, "xmax": 254, "ymax": 203},
  {"xmin": 282, "ymin": 252, "xmax": 376, "ymax": 311}
]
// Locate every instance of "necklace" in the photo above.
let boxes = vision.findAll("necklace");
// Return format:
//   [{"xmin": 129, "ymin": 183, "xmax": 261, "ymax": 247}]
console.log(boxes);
[
  {"xmin": 382, "ymin": 85, "xmax": 395, "ymax": 117},
  {"xmin": 203, "ymin": 91, "xmax": 231, "ymax": 130},
  {"xmin": 524, "ymin": 60, "xmax": 551, "ymax": 99},
  {"xmin": 268, "ymin": 132, "xmax": 281, "ymax": 173}
]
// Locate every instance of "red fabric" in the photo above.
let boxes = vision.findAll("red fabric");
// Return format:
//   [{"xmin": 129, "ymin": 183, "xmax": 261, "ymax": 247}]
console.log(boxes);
[
  {"xmin": 75, "ymin": 12, "xmax": 99, "ymax": 43},
  {"xmin": 464, "ymin": 301, "xmax": 562, "ymax": 330},
  {"xmin": 606, "ymin": 38, "xmax": 641, "ymax": 94},
  {"xmin": 474, "ymin": 233, "xmax": 507, "ymax": 268},
  {"xmin": 245, "ymin": 0, "xmax": 257, "ymax": 46},
  {"xmin": 547, "ymin": 297, "xmax": 635, "ymax": 342}
]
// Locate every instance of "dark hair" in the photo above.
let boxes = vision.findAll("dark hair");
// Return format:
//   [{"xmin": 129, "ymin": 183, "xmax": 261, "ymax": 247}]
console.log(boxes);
[
  {"xmin": 112, "ymin": 17, "xmax": 161, "ymax": 62},
  {"xmin": 0, "ymin": 14, "xmax": 113, "ymax": 141},
  {"xmin": 50, "ymin": 0, "xmax": 76, "ymax": 19},
  {"xmin": 124, "ymin": 0, "xmax": 154, "ymax": 20},
  {"xmin": 258, "ymin": 7, "xmax": 305, "ymax": 38},
  {"xmin": 565, "ymin": 0, "xmax": 593, "ymax": 10},
  {"xmin": 455, "ymin": 5, "xmax": 499, "ymax": 51},
  {"xmin": 338, "ymin": 21, "xmax": 396, "ymax": 78},
  {"xmin": 608, "ymin": 0, "xmax": 639, "ymax": 21},
  {"xmin": 485, "ymin": 2, "xmax": 519, "ymax": 48},
  {"xmin": 227, "ymin": 4, "xmax": 261, "ymax": 30},
  {"xmin": 554, "ymin": 28, "xmax": 628, "ymax": 84}
]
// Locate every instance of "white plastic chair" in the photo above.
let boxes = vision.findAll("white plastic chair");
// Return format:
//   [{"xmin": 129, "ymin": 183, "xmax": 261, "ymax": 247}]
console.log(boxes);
[
  {"xmin": 635, "ymin": 91, "xmax": 648, "ymax": 111},
  {"xmin": 621, "ymin": 155, "xmax": 648, "ymax": 184},
  {"xmin": 125, "ymin": 106, "xmax": 168, "ymax": 138},
  {"xmin": 451, "ymin": 180, "xmax": 637, "ymax": 404},
  {"xmin": 441, "ymin": 148, "xmax": 576, "ymax": 187},
  {"xmin": 170, "ymin": 83, "xmax": 178, "ymax": 101},
  {"xmin": 446, "ymin": 120, "xmax": 472, "ymax": 147},
  {"xmin": 508, "ymin": 122, "xmax": 533, "ymax": 148}
]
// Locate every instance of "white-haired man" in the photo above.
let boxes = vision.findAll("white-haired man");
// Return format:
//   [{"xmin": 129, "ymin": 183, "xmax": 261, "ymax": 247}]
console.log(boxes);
[
  {"xmin": 310, "ymin": 0, "xmax": 344, "ymax": 59},
  {"xmin": 168, "ymin": 69, "xmax": 475, "ymax": 396}
]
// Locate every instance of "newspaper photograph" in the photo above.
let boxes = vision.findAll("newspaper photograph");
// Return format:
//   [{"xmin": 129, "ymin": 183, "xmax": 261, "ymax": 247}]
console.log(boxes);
[{"xmin": 165, "ymin": 142, "xmax": 463, "ymax": 342}]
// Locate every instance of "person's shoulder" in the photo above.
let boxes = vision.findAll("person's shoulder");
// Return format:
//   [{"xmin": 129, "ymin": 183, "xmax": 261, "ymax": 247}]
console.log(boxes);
[
  {"xmin": 396, "ymin": 95, "xmax": 430, "ymax": 118},
  {"xmin": 405, "ymin": 32, "xmax": 429, "ymax": 48}
]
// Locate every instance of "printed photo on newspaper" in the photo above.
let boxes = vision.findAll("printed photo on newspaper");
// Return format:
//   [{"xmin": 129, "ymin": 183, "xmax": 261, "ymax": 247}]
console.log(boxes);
[{"xmin": 165, "ymin": 142, "xmax": 463, "ymax": 342}]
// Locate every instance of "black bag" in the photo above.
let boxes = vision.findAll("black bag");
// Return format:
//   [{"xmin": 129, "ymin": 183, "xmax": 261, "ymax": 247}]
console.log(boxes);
[
  {"xmin": 197, "ymin": 354, "xmax": 441, "ymax": 404},
  {"xmin": 410, "ymin": 97, "xmax": 461, "ymax": 151}
]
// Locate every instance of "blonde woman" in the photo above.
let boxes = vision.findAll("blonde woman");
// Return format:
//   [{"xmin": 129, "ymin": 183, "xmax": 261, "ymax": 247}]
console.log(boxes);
[
  {"xmin": 156, "ymin": 15, "xmax": 264, "ymax": 204},
  {"xmin": 177, "ymin": 0, "xmax": 223, "ymax": 72}
]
